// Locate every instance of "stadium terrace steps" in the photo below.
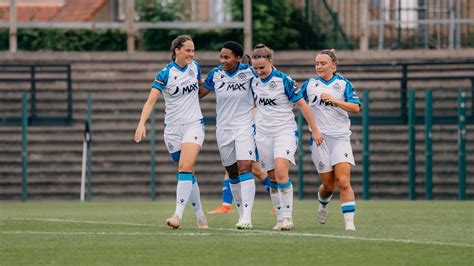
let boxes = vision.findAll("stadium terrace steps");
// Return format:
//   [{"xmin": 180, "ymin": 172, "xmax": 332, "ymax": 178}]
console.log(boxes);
[{"xmin": 0, "ymin": 51, "xmax": 473, "ymax": 200}]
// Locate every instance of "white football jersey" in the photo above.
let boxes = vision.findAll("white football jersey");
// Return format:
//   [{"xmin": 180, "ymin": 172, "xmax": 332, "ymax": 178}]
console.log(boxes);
[
  {"xmin": 204, "ymin": 63, "xmax": 255, "ymax": 129},
  {"xmin": 152, "ymin": 60, "xmax": 203, "ymax": 125},
  {"xmin": 302, "ymin": 74, "xmax": 361, "ymax": 138},
  {"xmin": 250, "ymin": 69, "xmax": 303, "ymax": 136}
]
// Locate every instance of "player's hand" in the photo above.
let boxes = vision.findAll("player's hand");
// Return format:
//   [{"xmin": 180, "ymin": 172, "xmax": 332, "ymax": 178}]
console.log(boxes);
[
  {"xmin": 311, "ymin": 130, "xmax": 324, "ymax": 146},
  {"xmin": 321, "ymin": 93, "xmax": 336, "ymax": 105},
  {"xmin": 134, "ymin": 124, "xmax": 146, "ymax": 143}
]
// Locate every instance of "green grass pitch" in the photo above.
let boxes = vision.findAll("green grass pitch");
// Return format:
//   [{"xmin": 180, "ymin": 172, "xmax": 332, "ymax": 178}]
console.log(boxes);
[{"xmin": 1, "ymin": 200, "xmax": 473, "ymax": 265}]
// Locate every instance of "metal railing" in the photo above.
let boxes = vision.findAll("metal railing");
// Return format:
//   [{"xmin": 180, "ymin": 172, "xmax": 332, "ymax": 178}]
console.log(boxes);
[{"xmin": 0, "ymin": 64, "xmax": 73, "ymax": 126}]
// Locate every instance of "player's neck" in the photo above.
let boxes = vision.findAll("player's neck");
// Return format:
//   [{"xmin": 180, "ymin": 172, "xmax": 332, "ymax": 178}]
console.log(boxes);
[{"xmin": 321, "ymin": 73, "xmax": 335, "ymax": 82}]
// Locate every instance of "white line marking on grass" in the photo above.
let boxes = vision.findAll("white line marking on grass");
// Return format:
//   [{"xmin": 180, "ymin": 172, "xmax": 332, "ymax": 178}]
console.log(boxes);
[
  {"xmin": 0, "ymin": 231, "xmax": 212, "ymax": 236},
  {"xmin": 2, "ymin": 217, "xmax": 163, "ymax": 228},
  {"xmin": 3, "ymin": 217, "xmax": 473, "ymax": 248}
]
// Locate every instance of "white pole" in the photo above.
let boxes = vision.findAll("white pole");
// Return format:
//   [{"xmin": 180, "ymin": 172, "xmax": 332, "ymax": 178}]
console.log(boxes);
[
  {"xmin": 243, "ymin": 0, "xmax": 252, "ymax": 54},
  {"xmin": 80, "ymin": 140, "xmax": 87, "ymax": 202},
  {"xmin": 9, "ymin": 0, "xmax": 17, "ymax": 53}
]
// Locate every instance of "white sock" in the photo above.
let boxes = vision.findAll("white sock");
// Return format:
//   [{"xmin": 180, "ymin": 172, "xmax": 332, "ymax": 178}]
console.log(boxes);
[
  {"xmin": 188, "ymin": 179, "xmax": 205, "ymax": 220},
  {"xmin": 318, "ymin": 191, "xmax": 333, "ymax": 210},
  {"xmin": 341, "ymin": 201, "xmax": 356, "ymax": 229},
  {"xmin": 229, "ymin": 177, "xmax": 243, "ymax": 221},
  {"xmin": 239, "ymin": 173, "xmax": 256, "ymax": 224},
  {"xmin": 279, "ymin": 181, "xmax": 293, "ymax": 220},
  {"xmin": 270, "ymin": 182, "xmax": 282, "ymax": 221},
  {"xmin": 174, "ymin": 179, "xmax": 193, "ymax": 220}
]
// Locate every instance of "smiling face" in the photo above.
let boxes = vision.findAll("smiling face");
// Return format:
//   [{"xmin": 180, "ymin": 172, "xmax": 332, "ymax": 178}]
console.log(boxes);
[
  {"xmin": 315, "ymin": 53, "xmax": 336, "ymax": 81},
  {"xmin": 220, "ymin": 48, "xmax": 241, "ymax": 73},
  {"xmin": 252, "ymin": 57, "xmax": 273, "ymax": 80},
  {"xmin": 174, "ymin": 40, "xmax": 195, "ymax": 67}
]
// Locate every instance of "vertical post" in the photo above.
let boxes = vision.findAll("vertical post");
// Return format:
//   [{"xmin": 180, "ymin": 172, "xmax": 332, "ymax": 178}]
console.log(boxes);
[
  {"xmin": 150, "ymin": 108, "xmax": 157, "ymax": 201},
  {"xmin": 9, "ymin": 0, "xmax": 17, "ymax": 53},
  {"xmin": 448, "ymin": 0, "xmax": 454, "ymax": 49},
  {"xmin": 397, "ymin": 0, "xmax": 402, "ymax": 49},
  {"xmin": 333, "ymin": 12, "xmax": 339, "ymax": 48},
  {"xmin": 455, "ymin": 0, "xmax": 461, "ymax": 48},
  {"xmin": 126, "ymin": 0, "xmax": 135, "ymax": 53},
  {"xmin": 21, "ymin": 92, "xmax": 28, "ymax": 202},
  {"xmin": 401, "ymin": 64, "xmax": 408, "ymax": 122},
  {"xmin": 408, "ymin": 90, "xmax": 416, "ymax": 200},
  {"xmin": 66, "ymin": 65, "xmax": 73, "ymax": 124},
  {"xmin": 297, "ymin": 109, "xmax": 304, "ymax": 200},
  {"xmin": 30, "ymin": 65, "xmax": 36, "ymax": 122},
  {"xmin": 362, "ymin": 90, "xmax": 370, "ymax": 200},
  {"xmin": 86, "ymin": 93, "xmax": 93, "ymax": 201},
  {"xmin": 457, "ymin": 89, "xmax": 466, "ymax": 200},
  {"xmin": 424, "ymin": 90, "xmax": 432, "ymax": 200},
  {"xmin": 359, "ymin": 0, "xmax": 369, "ymax": 51},
  {"xmin": 377, "ymin": 0, "xmax": 384, "ymax": 50},
  {"xmin": 243, "ymin": 0, "xmax": 252, "ymax": 54}
]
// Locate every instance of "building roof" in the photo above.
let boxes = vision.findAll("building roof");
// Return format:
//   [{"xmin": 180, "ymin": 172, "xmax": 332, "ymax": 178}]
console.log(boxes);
[{"xmin": 0, "ymin": 0, "xmax": 108, "ymax": 22}]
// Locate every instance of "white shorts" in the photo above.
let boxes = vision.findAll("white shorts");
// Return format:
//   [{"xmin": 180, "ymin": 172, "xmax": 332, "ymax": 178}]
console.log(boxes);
[
  {"xmin": 216, "ymin": 125, "xmax": 257, "ymax": 167},
  {"xmin": 310, "ymin": 135, "xmax": 355, "ymax": 173},
  {"xmin": 164, "ymin": 119, "xmax": 205, "ymax": 155},
  {"xmin": 255, "ymin": 132, "xmax": 298, "ymax": 171}
]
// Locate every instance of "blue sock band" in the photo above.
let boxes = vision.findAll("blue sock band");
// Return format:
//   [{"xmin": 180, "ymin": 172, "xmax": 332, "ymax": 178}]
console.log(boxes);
[
  {"xmin": 229, "ymin": 177, "xmax": 240, "ymax": 184},
  {"xmin": 341, "ymin": 204, "xmax": 356, "ymax": 213},
  {"xmin": 239, "ymin": 172, "xmax": 253, "ymax": 182},
  {"xmin": 270, "ymin": 181, "xmax": 278, "ymax": 190},
  {"xmin": 261, "ymin": 177, "xmax": 270, "ymax": 192},
  {"xmin": 277, "ymin": 180, "xmax": 292, "ymax": 189},
  {"xmin": 222, "ymin": 179, "xmax": 233, "ymax": 204},
  {"xmin": 177, "ymin": 172, "xmax": 193, "ymax": 182}
]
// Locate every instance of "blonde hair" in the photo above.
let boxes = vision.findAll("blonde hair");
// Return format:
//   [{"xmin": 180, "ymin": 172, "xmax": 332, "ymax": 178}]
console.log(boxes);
[{"xmin": 251, "ymin": 43, "xmax": 273, "ymax": 61}]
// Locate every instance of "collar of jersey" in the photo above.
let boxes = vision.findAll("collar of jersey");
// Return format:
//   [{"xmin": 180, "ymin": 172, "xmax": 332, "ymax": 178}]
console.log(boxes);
[
  {"xmin": 222, "ymin": 63, "xmax": 241, "ymax": 77},
  {"xmin": 171, "ymin": 60, "xmax": 189, "ymax": 72},
  {"xmin": 259, "ymin": 69, "xmax": 276, "ymax": 84},
  {"xmin": 317, "ymin": 74, "xmax": 338, "ymax": 85}
]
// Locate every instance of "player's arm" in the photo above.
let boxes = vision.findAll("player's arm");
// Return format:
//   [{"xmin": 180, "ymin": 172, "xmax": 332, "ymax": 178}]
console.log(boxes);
[
  {"xmin": 320, "ymin": 93, "xmax": 360, "ymax": 113},
  {"xmin": 295, "ymin": 98, "xmax": 323, "ymax": 146},
  {"xmin": 134, "ymin": 88, "xmax": 160, "ymax": 143}
]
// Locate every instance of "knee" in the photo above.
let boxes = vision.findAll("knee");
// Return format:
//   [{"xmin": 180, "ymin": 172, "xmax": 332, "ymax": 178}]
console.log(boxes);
[
  {"xmin": 274, "ymin": 169, "xmax": 288, "ymax": 183},
  {"xmin": 321, "ymin": 182, "xmax": 336, "ymax": 194},
  {"xmin": 337, "ymin": 177, "xmax": 352, "ymax": 192},
  {"xmin": 237, "ymin": 160, "xmax": 252, "ymax": 175},
  {"xmin": 178, "ymin": 163, "xmax": 193, "ymax": 173}
]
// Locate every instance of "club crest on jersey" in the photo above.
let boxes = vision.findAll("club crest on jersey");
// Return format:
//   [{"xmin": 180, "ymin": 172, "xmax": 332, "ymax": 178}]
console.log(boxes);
[
  {"xmin": 188, "ymin": 69, "xmax": 195, "ymax": 77},
  {"xmin": 238, "ymin": 73, "xmax": 247, "ymax": 80},
  {"xmin": 333, "ymin": 83, "xmax": 342, "ymax": 92},
  {"xmin": 269, "ymin": 81, "xmax": 277, "ymax": 90}
]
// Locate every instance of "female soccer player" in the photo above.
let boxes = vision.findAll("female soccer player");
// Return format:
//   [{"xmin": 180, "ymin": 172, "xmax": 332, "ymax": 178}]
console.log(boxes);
[
  {"xmin": 200, "ymin": 41, "xmax": 263, "ymax": 229},
  {"xmin": 134, "ymin": 35, "xmax": 208, "ymax": 230},
  {"xmin": 301, "ymin": 49, "xmax": 361, "ymax": 231},
  {"xmin": 250, "ymin": 44, "xmax": 323, "ymax": 230}
]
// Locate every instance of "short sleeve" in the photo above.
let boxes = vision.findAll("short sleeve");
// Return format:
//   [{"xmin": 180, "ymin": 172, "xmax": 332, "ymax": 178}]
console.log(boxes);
[
  {"xmin": 151, "ymin": 68, "xmax": 169, "ymax": 91},
  {"xmin": 203, "ymin": 68, "xmax": 217, "ymax": 91},
  {"xmin": 194, "ymin": 61, "xmax": 202, "ymax": 81},
  {"xmin": 344, "ymin": 81, "xmax": 361, "ymax": 105},
  {"xmin": 283, "ymin": 75, "xmax": 303, "ymax": 103},
  {"xmin": 301, "ymin": 79, "xmax": 311, "ymax": 101}
]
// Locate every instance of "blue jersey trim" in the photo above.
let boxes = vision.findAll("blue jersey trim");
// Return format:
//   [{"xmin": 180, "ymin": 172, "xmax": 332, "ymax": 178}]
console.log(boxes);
[
  {"xmin": 152, "ymin": 67, "xmax": 170, "ymax": 91},
  {"xmin": 203, "ymin": 68, "xmax": 218, "ymax": 91},
  {"xmin": 171, "ymin": 60, "xmax": 189, "ymax": 72},
  {"xmin": 317, "ymin": 75, "xmax": 337, "ymax": 85},
  {"xmin": 259, "ymin": 69, "xmax": 276, "ymax": 84}
]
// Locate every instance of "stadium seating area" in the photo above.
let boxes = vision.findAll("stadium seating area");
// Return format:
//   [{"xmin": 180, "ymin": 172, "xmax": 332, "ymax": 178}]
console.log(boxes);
[{"xmin": 0, "ymin": 50, "xmax": 473, "ymax": 200}]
